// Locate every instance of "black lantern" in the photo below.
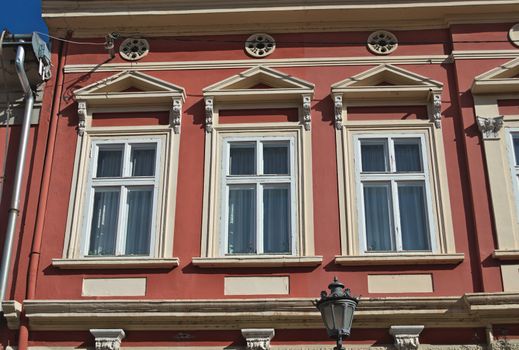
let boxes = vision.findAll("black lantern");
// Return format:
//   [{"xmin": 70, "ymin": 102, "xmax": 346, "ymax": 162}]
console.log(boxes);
[{"xmin": 314, "ymin": 277, "xmax": 358, "ymax": 350}]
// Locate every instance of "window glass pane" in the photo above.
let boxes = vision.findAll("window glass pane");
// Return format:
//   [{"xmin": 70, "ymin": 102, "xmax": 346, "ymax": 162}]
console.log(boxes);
[
  {"xmin": 513, "ymin": 135, "xmax": 519, "ymax": 166},
  {"xmin": 96, "ymin": 146, "xmax": 123, "ymax": 177},
  {"xmin": 395, "ymin": 139, "xmax": 423, "ymax": 172},
  {"xmin": 264, "ymin": 143, "xmax": 289, "ymax": 175},
  {"xmin": 363, "ymin": 184, "xmax": 393, "ymax": 251},
  {"xmin": 398, "ymin": 184, "xmax": 431, "ymax": 251},
  {"xmin": 88, "ymin": 190, "xmax": 120, "ymax": 255},
  {"xmin": 228, "ymin": 187, "xmax": 256, "ymax": 254},
  {"xmin": 131, "ymin": 145, "xmax": 156, "ymax": 177},
  {"xmin": 125, "ymin": 188, "xmax": 153, "ymax": 255},
  {"xmin": 229, "ymin": 143, "xmax": 255, "ymax": 175},
  {"xmin": 361, "ymin": 141, "xmax": 387, "ymax": 172},
  {"xmin": 264, "ymin": 187, "xmax": 290, "ymax": 253}
]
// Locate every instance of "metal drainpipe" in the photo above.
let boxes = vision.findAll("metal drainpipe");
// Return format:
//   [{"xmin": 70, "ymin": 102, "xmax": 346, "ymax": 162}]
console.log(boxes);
[{"xmin": 0, "ymin": 41, "xmax": 35, "ymax": 310}]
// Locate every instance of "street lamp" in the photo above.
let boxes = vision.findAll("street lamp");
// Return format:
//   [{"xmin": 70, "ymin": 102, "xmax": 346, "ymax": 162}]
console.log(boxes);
[{"xmin": 314, "ymin": 277, "xmax": 358, "ymax": 350}]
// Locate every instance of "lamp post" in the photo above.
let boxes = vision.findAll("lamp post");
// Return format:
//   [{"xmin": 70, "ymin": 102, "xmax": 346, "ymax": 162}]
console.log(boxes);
[{"xmin": 314, "ymin": 277, "xmax": 358, "ymax": 350}]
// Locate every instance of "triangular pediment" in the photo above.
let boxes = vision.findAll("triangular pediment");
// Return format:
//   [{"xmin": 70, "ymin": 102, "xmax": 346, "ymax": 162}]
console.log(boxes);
[
  {"xmin": 332, "ymin": 64, "xmax": 443, "ymax": 90},
  {"xmin": 74, "ymin": 70, "xmax": 185, "ymax": 98},
  {"xmin": 472, "ymin": 58, "xmax": 519, "ymax": 94},
  {"xmin": 204, "ymin": 66, "xmax": 314, "ymax": 93}
]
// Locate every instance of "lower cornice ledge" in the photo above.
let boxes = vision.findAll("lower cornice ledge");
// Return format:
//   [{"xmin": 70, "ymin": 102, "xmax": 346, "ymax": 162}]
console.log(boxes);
[
  {"xmin": 51, "ymin": 257, "xmax": 180, "ymax": 269},
  {"xmin": 192, "ymin": 255, "xmax": 323, "ymax": 267},
  {"xmin": 334, "ymin": 253, "xmax": 464, "ymax": 266},
  {"xmin": 492, "ymin": 249, "xmax": 519, "ymax": 260},
  {"xmin": 21, "ymin": 292, "xmax": 519, "ymax": 331}
]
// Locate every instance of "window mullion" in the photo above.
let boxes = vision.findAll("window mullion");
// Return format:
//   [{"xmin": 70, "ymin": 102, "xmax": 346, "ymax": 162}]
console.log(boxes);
[
  {"xmin": 116, "ymin": 185, "xmax": 128, "ymax": 255},
  {"xmin": 392, "ymin": 180, "xmax": 403, "ymax": 251},
  {"xmin": 257, "ymin": 182, "xmax": 263, "ymax": 254}
]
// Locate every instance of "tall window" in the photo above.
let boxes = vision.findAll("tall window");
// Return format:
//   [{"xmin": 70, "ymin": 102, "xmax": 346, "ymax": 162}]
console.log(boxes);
[
  {"xmin": 508, "ymin": 131, "xmax": 519, "ymax": 220},
  {"xmin": 355, "ymin": 135, "xmax": 433, "ymax": 252},
  {"xmin": 85, "ymin": 138, "xmax": 160, "ymax": 256},
  {"xmin": 221, "ymin": 137, "xmax": 295, "ymax": 255}
]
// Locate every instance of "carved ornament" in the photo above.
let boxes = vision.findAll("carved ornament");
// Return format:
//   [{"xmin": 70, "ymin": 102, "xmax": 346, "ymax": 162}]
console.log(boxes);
[
  {"xmin": 90, "ymin": 329, "xmax": 126, "ymax": 350},
  {"xmin": 476, "ymin": 116, "xmax": 504, "ymax": 140},
  {"xmin": 171, "ymin": 97, "xmax": 183, "ymax": 134},
  {"xmin": 390, "ymin": 325, "xmax": 424, "ymax": 350},
  {"xmin": 77, "ymin": 100, "xmax": 87, "ymax": 136},
  {"xmin": 432, "ymin": 93, "xmax": 442, "ymax": 128},
  {"xmin": 334, "ymin": 94, "xmax": 343, "ymax": 130},
  {"xmin": 242, "ymin": 329, "xmax": 275, "ymax": 350},
  {"xmin": 204, "ymin": 96, "xmax": 214, "ymax": 133},
  {"xmin": 302, "ymin": 94, "xmax": 312, "ymax": 131}
]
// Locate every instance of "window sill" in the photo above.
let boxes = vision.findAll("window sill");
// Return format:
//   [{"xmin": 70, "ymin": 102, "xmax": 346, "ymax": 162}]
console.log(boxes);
[
  {"xmin": 192, "ymin": 255, "xmax": 323, "ymax": 268},
  {"xmin": 52, "ymin": 257, "xmax": 180, "ymax": 269},
  {"xmin": 493, "ymin": 249, "xmax": 519, "ymax": 261},
  {"xmin": 334, "ymin": 253, "xmax": 464, "ymax": 266}
]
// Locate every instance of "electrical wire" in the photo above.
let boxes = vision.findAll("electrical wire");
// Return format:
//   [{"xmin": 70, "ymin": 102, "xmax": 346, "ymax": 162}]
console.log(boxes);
[
  {"xmin": 35, "ymin": 32, "xmax": 106, "ymax": 46},
  {"xmin": 36, "ymin": 31, "xmax": 519, "ymax": 46}
]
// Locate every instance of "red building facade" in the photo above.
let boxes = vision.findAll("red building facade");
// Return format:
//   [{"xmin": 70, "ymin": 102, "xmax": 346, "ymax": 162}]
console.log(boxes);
[{"xmin": 2, "ymin": 2, "xmax": 519, "ymax": 350}]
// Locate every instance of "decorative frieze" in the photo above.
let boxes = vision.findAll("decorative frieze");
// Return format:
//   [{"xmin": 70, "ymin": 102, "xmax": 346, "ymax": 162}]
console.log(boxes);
[
  {"xmin": 90, "ymin": 329, "xmax": 126, "ymax": 350},
  {"xmin": 171, "ymin": 97, "xmax": 183, "ymax": 134},
  {"xmin": 432, "ymin": 93, "xmax": 442, "ymax": 129},
  {"xmin": 334, "ymin": 94, "xmax": 343, "ymax": 130},
  {"xmin": 390, "ymin": 325, "xmax": 424, "ymax": 350},
  {"xmin": 476, "ymin": 116, "xmax": 504, "ymax": 140},
  {"xmin": 241, "ymin": 328, "xmax": 275, "ymax": 350},
  {"xmin": 204, "ymin": 96, "xmax": 214, "ymax": 133},
  {"xmin": 302, "ymin": 94, "xmax": 312, "ymax": 131},
  {"xmin": 77, "ymin": 100, "xmax": 87, "ymax": 136}
]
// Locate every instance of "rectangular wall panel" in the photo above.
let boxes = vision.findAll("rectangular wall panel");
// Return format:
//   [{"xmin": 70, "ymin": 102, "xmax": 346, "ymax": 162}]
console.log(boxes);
[
  {"xmin": 368, "ymin": 274, "xmax": 433, "ymax": 293},
  {"xmin": 82, "ymin": 278, "xmax": 147, "ymax": 296},
  {"xmin": 224, "ymin": 276, "xmax": 289, "ymax": 295}
]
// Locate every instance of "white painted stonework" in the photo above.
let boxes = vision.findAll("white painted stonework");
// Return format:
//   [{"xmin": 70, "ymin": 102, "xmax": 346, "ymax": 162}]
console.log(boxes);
[
  {"xmin": 90, "ymin": 329, "xmax": 125, "ymax": 350},
  {"xmin": 224, "ymin": 276, "xmax": 289, "ymax": 295},
  {"xmin": 390, "ymin": 325, "xmax": 424, "ymax": 350},
  {"xmin": 242, "ymin": 329, "xmax": 275, "ymax": 350},
  {"xmin": 82, "ymin": 278, "xmax": 146, "ymax": 296}
]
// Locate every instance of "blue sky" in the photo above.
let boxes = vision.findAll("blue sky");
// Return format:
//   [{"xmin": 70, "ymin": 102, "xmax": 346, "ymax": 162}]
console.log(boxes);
[{"xmin": 0, "ymin": 0, "xmax": 48, "ymax": 36}]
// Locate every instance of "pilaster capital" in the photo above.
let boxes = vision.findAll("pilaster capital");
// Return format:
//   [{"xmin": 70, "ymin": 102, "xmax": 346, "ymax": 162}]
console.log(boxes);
[
  {"xmin": 90, "ymin": 329, "xmax": 126, "ymax": 350},
  {"xmin": 390, "ymin": 325, "xmax": 424, "ymax": 350},
  {"xmin": 241, "ymin": 328, "xmax": 275, "ymax": 350}
]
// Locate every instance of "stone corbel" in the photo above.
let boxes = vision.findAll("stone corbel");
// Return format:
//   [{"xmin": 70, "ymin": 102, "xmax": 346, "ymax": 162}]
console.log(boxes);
[
  {"xmin": 241, "ymin": 329, "xmax": 275, "ymax": 350},
  {"xmin": 431, "ymin": 93, "xmax": 442, "ymax": 129},
  {"xmin": 477, "ymin": 116, "xmax": 504, "ymax": 140},
  {"xmin": 1, "ymin": 300, "xmax": 22, "ymax": 329},
  {"xmin": 390, "ymin": 325, "xmax": 424, "ymax": 350},
  {"xmin": 90, "ymin": 329, "xmax": 126, "ymax": 350},
  {"xmin": 204, "ymin": 96, "xmax": 214, "ymax": 133},
  {"xmin": 334, "ymin": 94, "xmax": 343, "ymax": 130},
  {"xmin": 77, "ymin": 100, "xmax": 87, "ymax": 136},
  {"xmin": 171, "ymin": 97, "xmax": 183, "ymax": 134},
  {"xmin": 302, "ymin": 94, "xmax": 312, "ymax": 131}
]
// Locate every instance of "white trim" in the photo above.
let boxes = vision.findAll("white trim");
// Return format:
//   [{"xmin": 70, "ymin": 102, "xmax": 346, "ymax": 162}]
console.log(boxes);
[
  {"xmin": 354, "ymin": 134, "xmax": 436, "ymax": 254},
  {"xmin": 199, "ymin": 121, "xmax": 315, "ymax": 261},
  {"xmin": 220, "ymin": 136, "xmax": 296, "ymax": 255},
  {"xmin": 63, "ymin": 56, "xmax": 451, "ymax": 74}
]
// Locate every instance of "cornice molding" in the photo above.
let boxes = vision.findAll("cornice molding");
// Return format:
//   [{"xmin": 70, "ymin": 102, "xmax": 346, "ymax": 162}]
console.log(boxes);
[
  {"xmin": 42, "ymin": 1, "xmax": 519, "ymax": 36},
  {"xmin": 21, "ymin": 293, "xmax": 519, "ymax": 331},
  {"xmin": 64, "ymin": 56, "xmax": 451, "ymax": 74},
  {"xmin": 1, "ymin": 300, "xmax": 22, "ymax": 330}
]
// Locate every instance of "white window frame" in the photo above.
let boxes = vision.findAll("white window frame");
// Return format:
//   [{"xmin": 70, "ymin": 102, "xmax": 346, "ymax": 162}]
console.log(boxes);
[
  {"xmin": 220, "ymin": 136, "xmax": 297, "ymax": 255},
  {"xmin": 354, "ymin": 134, "xmax": 436, "ymax": 254},
  {"xmin": 81, "ymin": 137, "xmax": 162, "ymax": 257},
  {"xmin": 506, "ymin": 129, "xmax": 519, "ymax": 224}
]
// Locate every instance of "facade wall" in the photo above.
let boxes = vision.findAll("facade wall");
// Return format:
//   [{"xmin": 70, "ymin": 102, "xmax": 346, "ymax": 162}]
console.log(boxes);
[{"xmin": 2, "ymin": 2, "xmax": 519, "ymax": 350}]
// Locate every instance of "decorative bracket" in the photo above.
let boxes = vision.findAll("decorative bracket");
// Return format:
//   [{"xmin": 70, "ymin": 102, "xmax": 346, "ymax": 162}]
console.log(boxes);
[
  {"xmin": 477, "ymin": 116, "xmax": 504, "ymax": 140},
  {"xmin": 241, "ymin": 329, "xmax": 275, "ymax": 350},
  {"xmin": 204, "ymin": 96, "xmax": 214, "ymax": 133},
  {"xmin": 390, "ymin": 325, "xmax": 424, "ymax": 350},
  {"xmin": 431, "ymin": 93, "xmax": 442, "ymax": 129},
  {"xmin": 77, "ymin": 100, "xmax": 87, "ymax": 136},
  {"xmin": 334, "ymin": 94, "xmax": 343, "ymax": 130},
  {"xmin": 302, "ymin": 94, "xmax": 312, "ymax": 131},
  {"xmin": 171, "ymin": 97, "xmax": 183, "ymax": 134},
  {"xmin": 90, "ymin": 329, "xmax": 126, "ymax": 350}
]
